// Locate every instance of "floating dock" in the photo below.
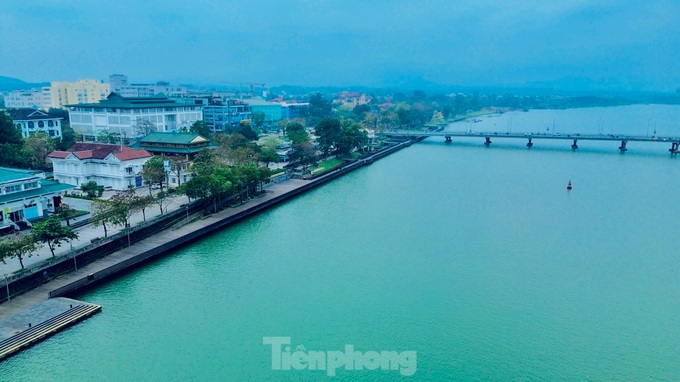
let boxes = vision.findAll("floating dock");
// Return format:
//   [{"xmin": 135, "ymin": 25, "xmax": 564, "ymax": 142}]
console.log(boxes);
[{"xmin": 0, "ymin": 297, "xmax": 101, "ymax": 361}]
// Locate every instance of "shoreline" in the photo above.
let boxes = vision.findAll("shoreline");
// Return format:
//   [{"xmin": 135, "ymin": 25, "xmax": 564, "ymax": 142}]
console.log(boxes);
[{"xmin": 0, "ymin": 139, "xmax": 414, "ymax": 361}]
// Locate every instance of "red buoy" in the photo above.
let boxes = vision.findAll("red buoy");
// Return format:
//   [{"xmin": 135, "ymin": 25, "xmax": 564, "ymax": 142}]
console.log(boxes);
[{"xmin": 567, "ymin": 180, "xmax": 572, "ymax": 190}]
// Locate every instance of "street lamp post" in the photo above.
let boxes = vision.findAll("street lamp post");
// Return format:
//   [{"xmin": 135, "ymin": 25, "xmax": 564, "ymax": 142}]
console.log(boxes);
[
  {"xmin": 4, "ymin": 274, "xmax": 9, "ymax": 302},
  {"xmin": 126, "ymin": 222, "xmax": 131, "ymax": 247},
  {"xmin": 70, "ymin": 240, "xmax": 77, "ymax": 271},
  {"xmin": 185, "ymin": 204, "xmax": 189, "ymax": 223}
]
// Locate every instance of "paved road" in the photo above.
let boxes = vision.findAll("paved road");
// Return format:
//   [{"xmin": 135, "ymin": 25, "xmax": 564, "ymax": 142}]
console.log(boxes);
[{"xmin": 0, "ymin": 188, "xmax": 190, "ymax": 276}]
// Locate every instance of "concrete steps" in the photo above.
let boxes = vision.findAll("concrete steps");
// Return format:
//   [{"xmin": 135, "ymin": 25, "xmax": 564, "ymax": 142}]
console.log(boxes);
[{"xmin": 0, "ymin": 303, "xmax": 101, "ymax": 361}]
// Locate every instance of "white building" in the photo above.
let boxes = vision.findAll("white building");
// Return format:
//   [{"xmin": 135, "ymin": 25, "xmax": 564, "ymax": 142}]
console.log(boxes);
[
  {"xmin": 48, "ymin": 143, "xmax": 152, "ymax": 190},
  {"xmin": 4, "ymin": 87, "xmax": 52, "ymax": 110},
  {"xmin": 67, "ymin": 92, "xmax": 203, "ymax": 141},
  {"xmin": 109, "ymin": 74, "xmax": 188, "ymax": 98},
  {"xmin": 0, "ymin": 167, "xmax": 74, "ymax": 234},
  {"xmin": 7, "ymin": 109, "xmax": 63, "ymax": 139}
]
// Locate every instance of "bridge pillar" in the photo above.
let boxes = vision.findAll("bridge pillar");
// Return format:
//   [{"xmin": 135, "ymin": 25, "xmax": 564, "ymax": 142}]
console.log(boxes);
[
  {"xmin": 484, "ymin": 136, "xmax": 492, "ymax": 146},
  {"xmin": 445, "ymin": 135, "xmax": 452, "ymax": 143},
  {"xmin": 571, "ymin": 139, "xmax": 578, "ymax": 150},
  {"xmin": 669, "ymin": 142, "xmax": 679, "ymax": 154},
  {"xmin": 526, "ymin": 138, "xmax": 533, "ymax": 148},
  {"xmin": 619, "ymin": 140, "xmax": 628, "ymax": 152}
]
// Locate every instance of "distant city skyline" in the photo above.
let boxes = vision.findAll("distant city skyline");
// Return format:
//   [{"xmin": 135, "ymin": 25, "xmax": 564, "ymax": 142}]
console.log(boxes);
[{"xmin": 1, "ymin": 1, "xmax": 679, "ymax": 92}]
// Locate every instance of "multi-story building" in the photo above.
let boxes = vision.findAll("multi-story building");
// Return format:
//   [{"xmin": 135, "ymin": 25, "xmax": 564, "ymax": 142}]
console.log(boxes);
[
  {"xmin": 0, "ymin": 167, "xmax": 74, "ymax": 234},
  {"xmin": 67, "ymin": 92, "xmax": 203, "ymax": 141},
  {"xmin": 4, "ymin": 87, "xmax": 52, "ymax": 110},
  {"xmin": 49, "ymin": 79, "xmax": 110, "ymax": 109},
  {"xmin": 132, "ymin": 132, "xmax": 215, "ymax": 187},
  {"xmin": 48, "ymin": 143, "xmax": 152, "ymax": 190},
  {"xmin": 202, "ymin": 100, "xmax": 251, "ymax": 132},
  {"xmin": 242, "ymin": 98, "xmax": 282, "ymax": 125},
  {"xmin": 109, "ymin": 74, "xmax": 188, "ymax": 98},
  {"xmin": 6, "ymin": 109, "xmax": 63, "ymax": 139},
  {"xmin": 281, "ymin": 102, "xmax": 310, "ymax": 120}
]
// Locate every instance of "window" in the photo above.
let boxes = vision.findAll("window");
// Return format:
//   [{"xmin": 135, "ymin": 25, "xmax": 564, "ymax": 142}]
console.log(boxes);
[
  {"xmin": 3, "ymin": 184, "xmax": 22, "ymax": 193},
  {"xmin": 48, "ymin": 120, "xmax": 54, "ymax": 127},
  {"xmin": 125, "ymin": 167, "xmax": 133, "ymax": 174},
  {"xmin": 28, "ymin": 121, "xmax": 34, "ymax": 129},
  {"xmin": 23, "ymin": 181, "xmax": 39, "ymax": 190},
  {"xmin": 38, "ymin": 121, "xmax": 45, "ymax": 128}
]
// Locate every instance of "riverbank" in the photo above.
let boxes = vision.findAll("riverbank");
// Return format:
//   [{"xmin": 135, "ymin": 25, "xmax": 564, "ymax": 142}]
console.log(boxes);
[{"xmin": 0, "ymin": 139, "xmax": 413, "ymax": 361}]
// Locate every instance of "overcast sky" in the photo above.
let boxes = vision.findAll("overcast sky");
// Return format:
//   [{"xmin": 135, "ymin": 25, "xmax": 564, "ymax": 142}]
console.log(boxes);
[{"xmin": 1, "ymin": 0, "xmax": 679, "ymax": 92}]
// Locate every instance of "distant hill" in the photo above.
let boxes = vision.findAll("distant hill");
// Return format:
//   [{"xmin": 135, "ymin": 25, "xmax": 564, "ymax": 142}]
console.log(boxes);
[{"xmin": 0, "ymin": 76, "xmax": 49, "ymax": 92}]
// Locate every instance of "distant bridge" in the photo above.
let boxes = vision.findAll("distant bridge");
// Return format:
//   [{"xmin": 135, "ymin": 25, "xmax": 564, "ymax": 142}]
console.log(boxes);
[{"xmin": 382, "ymin": 130, "xmax": 680, "ymax": 153}]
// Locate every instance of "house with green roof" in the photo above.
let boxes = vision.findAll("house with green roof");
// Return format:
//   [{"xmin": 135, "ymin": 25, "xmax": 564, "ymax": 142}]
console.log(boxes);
[
  {"xmin": 131, "ymin": 132, "xmax": 216, "ymax": 188},
  {"xmin": 0, "ymin": 167, "xmax": 75, "ymax": 235},
  {"xmin": 67, "ymin": 92, "xmax": 203, "ymax": 141}
]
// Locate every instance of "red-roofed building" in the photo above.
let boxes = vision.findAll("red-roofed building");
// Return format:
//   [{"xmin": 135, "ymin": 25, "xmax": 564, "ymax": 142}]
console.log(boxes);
[{"xmin": 48, "ymin": 143, "xmax": 152, "ymax": 190}]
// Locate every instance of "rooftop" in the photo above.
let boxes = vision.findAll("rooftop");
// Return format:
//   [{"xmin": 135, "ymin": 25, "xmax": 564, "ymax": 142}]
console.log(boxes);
[
  {"xmin": 6, "ymin": 109, "xmax": 62, "ymax": 121},
  {"xmin": 66, "ymin": 92, "xmax": 197, "ymax": 109},
  {"xmin": 48, "ymin": 143, "xmax": 152, "ymax": 161},
  {"xmin": 0, "ymin": 180, "xmax": 74, "ymax": 204},
  {"xmin": 0, "ymin": 167, "xmax": 43, "ymax": 184},
  {"xmin": 138, "ymin": 132, "xmax": 209, "ymax": 145}
]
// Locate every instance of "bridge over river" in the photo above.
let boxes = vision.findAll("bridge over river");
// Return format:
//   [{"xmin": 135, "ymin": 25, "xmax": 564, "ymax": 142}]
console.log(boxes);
[{"xmin": 383, "ymin": 130, "xmax": 680, "ymax": 153}]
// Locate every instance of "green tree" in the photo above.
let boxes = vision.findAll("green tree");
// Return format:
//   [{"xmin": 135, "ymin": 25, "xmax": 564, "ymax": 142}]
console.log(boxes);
[
  {"xmin": 97, "ymin": 130, "xmax": 121, "ymax": 144},
  {"xmin": 154, "ymin": 190, "xmax": 174, "ymax": 215},
  {"xmin": 191, "ymin": 149, "xmax": 219, "ymax": 177},
  {"xmin": 24, "ymin": 132, "xmax": 56, "ymax": 170},
  {"xmin": 395, "ymin": 103, "xmax": 412, "ymax": 128},
  {"xmin": 290, "ymin": 141, "xmax": 317, "ymax": 166},
  {"xmin": 0, "ymin": 232, "xmax": 40, "ymax": 269},
  {"xmin": 307, "ymin": 92, "xmax": 332, "ymax": 126},
  {"xmin": 31, "ymin": 216, "xmax": 79, "ymax": 257},
  {"xmin": 141, "ymin": 156, "xmax": 166, "ymax": 193},
  {"xmin": 91, "ymin": 199, "xmax": 116, "ymax": 237},
  {"xmin": 336, "ymin": 121, "xmax": 368, "ymax": 155},
  {"xmin": 252, "ymin": 111, "xmax": 266, "ymax": 128},
  {"xmin": 56, "ymin": 203, "xmax": 79, "ymax": 226},
  {"xmin": 353, "ymin": 104, "xmax": 371, "ymax": 117},
  {"xmin": 0, "ymin": 111, "xmax": 26, "ymax": 167},
  {"xmin": 109, "ymin": 189, "xmax": 139, "ymax": 229},
  {"xmin": 190, "ymin": 120, "xmax": 212, "ymax": 137},
  {"xmin": 57, "ymin": 125, "xmax": 77, "ymax": 150},
  {"xmin": 315, "ymin": 118, "xmax": 343, "ymax": 156},
  {"xmin": 167, "ymin": 156, "xmax": 189, "ymax": 188},
  {"xmin": 81, "ymin": 181, "xmax": 104, "ymax": 198},
  {"xmin": 238, "ymin": 125, "xmax": 258, "ymax": 141},
  {"xmin": 130, "ymin": 194, "xmax": 155, "ymax": 221},
  {"xmin": 259, "ymin": 146, "xmax": 280, "ymax": 168},
  {"xmin": 286, "ymin": 122, "xmax": 309, "ymax": 144}
]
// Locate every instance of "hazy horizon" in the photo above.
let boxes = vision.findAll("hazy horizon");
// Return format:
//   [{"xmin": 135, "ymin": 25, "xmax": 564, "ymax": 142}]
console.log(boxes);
[{"xmin": 1, "ymin": 1, "xmax": 679, "ymax": 92}]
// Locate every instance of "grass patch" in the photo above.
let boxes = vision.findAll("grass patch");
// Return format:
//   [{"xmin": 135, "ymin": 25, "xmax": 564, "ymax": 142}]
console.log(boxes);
[{"xmin": 312, "ymin": 158, "xmax": 345, "ymax": 175}]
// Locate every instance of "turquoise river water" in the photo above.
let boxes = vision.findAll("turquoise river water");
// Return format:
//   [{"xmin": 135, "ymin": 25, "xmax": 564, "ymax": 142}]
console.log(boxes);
[{"xmin": 2, "ymin": 105, "xmax": 680, "ymax": 381}]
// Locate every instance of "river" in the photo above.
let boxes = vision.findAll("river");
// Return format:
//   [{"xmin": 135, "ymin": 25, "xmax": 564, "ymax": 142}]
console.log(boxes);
[{"xmin": 2, "ymin": 104, "xmax": 680, "ymax": 381}]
